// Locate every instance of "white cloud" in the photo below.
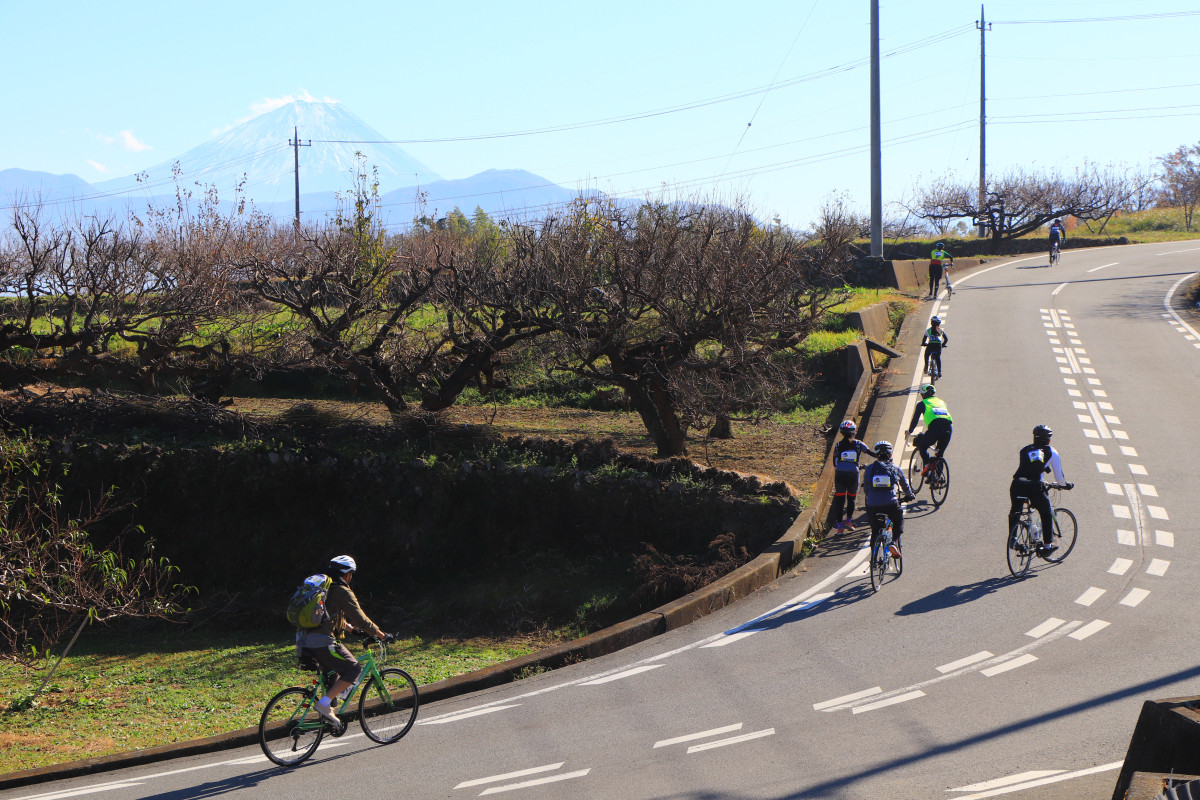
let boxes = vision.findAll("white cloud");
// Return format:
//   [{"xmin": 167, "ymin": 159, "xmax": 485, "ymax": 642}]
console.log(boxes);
[
  {"xmin": 119, "ymin": 130, "xmax": 152, "ymax": 152},
  {"xmin": 87, "ymin": 160, "xmax": 108, "ymax": 174}
]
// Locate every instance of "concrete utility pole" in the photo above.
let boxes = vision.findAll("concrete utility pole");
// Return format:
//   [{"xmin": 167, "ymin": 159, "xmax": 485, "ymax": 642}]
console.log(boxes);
[
  {"xmin": 977, "ymin": 5, "xmax": 991, "ymax": 238},
  {"xmin": 870, "ymin": 0, "xmax": 882, "ymax": 257},
  {"xmin": 289, "ymin": 126, "xmax": 312, "ymax": 235}
]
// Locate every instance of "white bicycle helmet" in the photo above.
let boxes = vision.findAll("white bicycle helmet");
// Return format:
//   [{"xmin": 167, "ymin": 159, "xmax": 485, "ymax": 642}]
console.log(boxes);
[{"xmin": 328, "ymin": 555, "xmax": 357, "ymax": 575}]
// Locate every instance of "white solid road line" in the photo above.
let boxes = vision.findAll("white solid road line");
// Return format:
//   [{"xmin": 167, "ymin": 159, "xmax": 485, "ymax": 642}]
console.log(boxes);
[
  {"xmin": 951, "ymin": 770, "xmax": 1065, "ymax": 792},
  {"xmin": 579, "ymin": 664, "xmax": 664, "ymax": 685},
  {"xmin": 420, "ymin": 704, "xmax": 521, "ymax": 725},
  {"xmin": 455, "ymin": 762, "xmax": 565, "ymax": 789},
  {"xmin": 949, "ymin": 761, "xmax": 1123, "ymax": 799},
  {"xmin": 1085, "ymin": 262, "xmax": 1119, "ymax": 273},
  {"xmin": 654, "ymin": 723, "xmax": 743, "ymax": 748},
  {"xmin": 478, "ymin": 769, "xmax": 591, "ymax": 796},
  {"xmin": 686, "ymin": 728, "xmax": 776, "ymax": 753},
  {"xmin": 12, "ymin": 785, "xmax": 146, "ymax": 800}
]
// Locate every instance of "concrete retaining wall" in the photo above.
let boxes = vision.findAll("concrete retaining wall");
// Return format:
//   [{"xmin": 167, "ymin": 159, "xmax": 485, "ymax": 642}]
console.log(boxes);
[
  {"xmin": 1112, "ymin": 697, "xmax": 1200, "ymax": 800},
  {"xmin": 888, "ymin": 258, "xmax": 985, "ymax": 293}
]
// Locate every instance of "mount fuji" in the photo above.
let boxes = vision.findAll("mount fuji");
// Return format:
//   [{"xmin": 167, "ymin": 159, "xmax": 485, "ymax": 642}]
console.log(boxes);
[
  {"xmin": 91, "ymin": 99, "xmax": 443, "ymax": 204},
  {"xmin": 1, "ymin": 99, "xmax": 601, "ymax": 226}
]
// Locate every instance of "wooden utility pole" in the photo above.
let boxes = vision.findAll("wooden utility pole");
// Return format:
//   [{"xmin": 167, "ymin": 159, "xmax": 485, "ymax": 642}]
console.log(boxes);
[{"xmin": 289, "ymin": 126, "xmax": 311, "ymax": 236}]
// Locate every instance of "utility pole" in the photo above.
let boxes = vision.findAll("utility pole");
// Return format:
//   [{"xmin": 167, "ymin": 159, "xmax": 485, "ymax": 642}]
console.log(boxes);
[
  {"xmin": 289, "ymin": 126, "xmax": 311, "ymax": 236},
  {"xmin": 977, "ymin": 5, "xmax": 991, "ymax": 238},
  {"xmin": 869, "ymin": 0, "xmax": 882, "ymax": 257}
]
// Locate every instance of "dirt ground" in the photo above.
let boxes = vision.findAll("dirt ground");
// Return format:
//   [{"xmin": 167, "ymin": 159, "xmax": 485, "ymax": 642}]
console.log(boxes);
[{"xmin": 227, "ymin": 398, "xmax": 838, "ymax": 500}]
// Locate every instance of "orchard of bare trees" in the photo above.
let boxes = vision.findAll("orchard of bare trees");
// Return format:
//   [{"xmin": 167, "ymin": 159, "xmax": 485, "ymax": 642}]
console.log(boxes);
[{"xmin": 0, "ymin": 175, "xmax": 860, "ymax": 459}]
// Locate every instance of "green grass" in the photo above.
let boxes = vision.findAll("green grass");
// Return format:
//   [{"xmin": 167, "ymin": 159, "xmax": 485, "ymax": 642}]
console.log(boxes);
[
  {"xmin": 0, "ymin": 629, "xmax": 553, "ymax": 774},
  {"xmin": 1075, "ymin": 206, "xmax": 1200, "ymax": 242}
]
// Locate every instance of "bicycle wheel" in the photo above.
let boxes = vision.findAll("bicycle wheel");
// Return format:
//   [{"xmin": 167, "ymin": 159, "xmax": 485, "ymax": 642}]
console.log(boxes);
[
  {"xmin": 260, "ymin": 686, "xmax": 324, "ymax": 767},
  {"xmin": 930, "ymin": 459, "xmax": 950, "ymax": 507},
  {"xmin": 1006, "ymin": 520, "xmax": 1034, "ymax": 578},
  {"xmin": 870, "ymin": 540, "xmax": 887, "ymax": 592},
  {"xmin": 359, "ymin": 668, "xmax": 419, "ymax": 744},
  {"xmin": 907, "ymin": 449, "xmax": 925, "ymax": 493},
  {"xmin": 1043, "ymin": 508, "xmax": 1078, "ymax": 563}
]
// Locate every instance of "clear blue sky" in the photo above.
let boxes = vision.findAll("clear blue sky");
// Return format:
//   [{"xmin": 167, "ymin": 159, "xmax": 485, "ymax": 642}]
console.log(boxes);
[{"xmin": 4, "ymin": 1, "xmax": 1199, "ymax": 227}]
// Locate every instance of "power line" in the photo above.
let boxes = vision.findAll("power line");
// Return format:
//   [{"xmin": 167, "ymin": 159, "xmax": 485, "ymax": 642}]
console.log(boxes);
[
  {"xmin": 994, "ymin": 10, "xmax": 1200, "ymax": 24},
  {"xmin": 311, "ymin": 25, "xmax": 973, "ymax": 146}
]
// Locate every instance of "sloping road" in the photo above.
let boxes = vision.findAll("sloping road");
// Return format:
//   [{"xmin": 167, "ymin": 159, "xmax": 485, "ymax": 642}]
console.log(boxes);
[{"xmin": 5, "ymin": 243, "xmax": 1199, "ymax": 800}]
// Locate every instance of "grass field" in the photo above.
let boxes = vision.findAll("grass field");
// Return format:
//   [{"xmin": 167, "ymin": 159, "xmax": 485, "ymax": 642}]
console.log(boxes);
[{"xmin": 0, "ymin": 629, "xmax": 557, "ymax": 774}]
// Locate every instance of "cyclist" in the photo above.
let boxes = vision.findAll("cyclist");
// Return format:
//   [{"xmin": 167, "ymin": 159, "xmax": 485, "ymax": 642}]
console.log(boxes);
[
  {"xmin": 1048, "ymin": 218, "xmax": 1066, "ymax": 263},
  {"xmin": 928, "ymin": 241, "xmax": 953, "ymax": 298},
  {"xmin": 296, "ymin": 555, "xmax": 392, "ymax": 725},
  {"xmin": 1008, "ymin": 425, "xmax": 1074, "ymax": 557},
  {"xmin": 862, "ymin": 441, "xmax": 915, "ymax": 557},
  {"xmin": 906, "ymin": 383, "xmax": 953, "ymax": 475},
  {"xmin": 831, "ymin": 419, "xmax": 877, "ymax": 532},
  {"xmin": 921, "ymin": 316, "xmax": 949, "ymax": 378}
]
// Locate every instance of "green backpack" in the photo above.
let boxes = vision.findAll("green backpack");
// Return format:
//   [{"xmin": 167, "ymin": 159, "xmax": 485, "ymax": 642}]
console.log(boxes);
[{"xmin": 286, "ymin": 574, "xmax": 332, "ymax": 629}]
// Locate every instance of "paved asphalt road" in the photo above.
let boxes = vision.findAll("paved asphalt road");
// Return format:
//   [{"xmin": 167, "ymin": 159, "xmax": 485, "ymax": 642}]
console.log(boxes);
[{"xmin": 5, "ymin": 243, "xmax": 1198, "ymax": 800}]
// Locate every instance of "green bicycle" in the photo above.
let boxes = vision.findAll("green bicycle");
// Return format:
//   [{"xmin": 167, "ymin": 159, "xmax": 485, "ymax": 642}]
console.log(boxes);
[{"xmin": 259, "ymin": 636, "xmax": 419, "ymax": 767}]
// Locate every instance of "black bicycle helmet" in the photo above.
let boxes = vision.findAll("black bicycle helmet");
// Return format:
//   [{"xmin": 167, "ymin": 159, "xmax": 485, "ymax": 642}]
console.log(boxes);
[
  {"xmin": 920, "ymin": 383, "xmax": 936, "ymax": 398},
  {"xmin": 874, "ymin": 440, "xmax": 893, "ymax": 460},
  {"xmin": 930, "ymin": 315, "xmax": 942, "ymax": 325},
  {"xmin": 1033, "ymin": 424, "xmax": 1052, "ymax": 444},
  {"xmin": 935, "ymin": 241, "xmax": 945, "ymax": 249}
]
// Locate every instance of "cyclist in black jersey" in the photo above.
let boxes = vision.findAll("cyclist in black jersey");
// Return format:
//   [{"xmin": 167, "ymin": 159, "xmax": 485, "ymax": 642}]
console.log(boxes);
[
  {"xmin": 921, "ymin": 316, "xmax": 948, "ymax": 378},
  {"xmin": 862, "ymin": 441, "xmax": 915, "ymax": 555},
  {"xmin": 830, "ymin": 420, "xmax": 876, "ymax": 532},
  {"xmin": 1008, "ymin": 425, "xmax": 1074, "ymax": 557}
]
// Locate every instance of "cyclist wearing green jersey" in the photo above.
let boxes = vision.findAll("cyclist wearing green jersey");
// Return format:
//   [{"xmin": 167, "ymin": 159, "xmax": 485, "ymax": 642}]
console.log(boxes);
[
  {"xmin": 906, "ymin": 384, "xmax": 953, "ymax": 473},
  {"xmin": 928, "ymin": 242, "xmax": 953, "ymax": 298}
]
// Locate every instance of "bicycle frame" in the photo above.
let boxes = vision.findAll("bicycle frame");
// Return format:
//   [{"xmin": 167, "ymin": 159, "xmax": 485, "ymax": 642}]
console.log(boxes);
[{"xmin": 291, "ymin": 647, "xmax": 385, "ymax": 733}]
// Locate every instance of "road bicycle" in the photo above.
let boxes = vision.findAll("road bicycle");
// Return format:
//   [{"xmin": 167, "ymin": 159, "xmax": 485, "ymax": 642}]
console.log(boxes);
[
  {"xmin": 1007, "ymin": 483, "xmax": 1077, "ymax": 578},
  {"xmin": 924, "ymin": 348, "xmax": 943, "ymax": 383},
  {"xmin": 259, "ymin": 635, "xmax": 419, "ymax": 767},
  {"xmin": 869, "ymin": 508, "xmax": 904, "ymax": 592},
  {"xmin": 1049, "ymin": 241, "xmax": 1061, "ymax": 267},
  {"xmin": 907, "ymin": 443, "xmax": 949, "ymax": 507}
]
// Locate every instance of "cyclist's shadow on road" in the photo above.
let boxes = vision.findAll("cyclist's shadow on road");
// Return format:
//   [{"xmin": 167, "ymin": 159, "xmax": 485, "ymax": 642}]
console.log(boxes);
[{"xmin": 894, "ymin": 576, "xmax": 1012, "ymax": 616}]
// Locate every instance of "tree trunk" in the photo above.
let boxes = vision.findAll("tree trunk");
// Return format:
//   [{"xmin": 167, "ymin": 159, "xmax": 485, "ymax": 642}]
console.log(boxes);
[
  {"xmin": 420, "ymin": 347, "xmax": 495, "ymax": 412},
  {"xmin": 615, "ymin": 373, "xmax": 688, "ymax": 457},
  {"xmin": 709, "ymin": 414, "xmax": 733, "ymax": 439}
]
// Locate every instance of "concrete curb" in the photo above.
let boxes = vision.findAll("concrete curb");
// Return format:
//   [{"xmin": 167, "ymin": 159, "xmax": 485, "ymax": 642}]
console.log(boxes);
[{"xmin": 0, "ymin": 309, "xmax": 885, "ymax": 791}]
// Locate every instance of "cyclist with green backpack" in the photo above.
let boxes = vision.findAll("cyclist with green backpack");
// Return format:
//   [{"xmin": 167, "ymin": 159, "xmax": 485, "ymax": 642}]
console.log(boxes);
[{"xmin": 293, "ymin": 555, "xmax": 393, "ymax": 726}]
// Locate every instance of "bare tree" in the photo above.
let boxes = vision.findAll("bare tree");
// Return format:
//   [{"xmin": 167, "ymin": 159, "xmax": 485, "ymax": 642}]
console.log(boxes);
[
  {"xmin": 1157, "ymin": 143, "xmax": 1200, "ymax": 231},
  {"xmin": 240, "ymin": 163, "xmax": 443, "ymax": 419},
  {"xmin": 525, "ymin": 199, "xmax": 854, "ymax": 457},
  {"xmin": 912, "ymin": 166, "xmax": 1131, "ymax": 246}
]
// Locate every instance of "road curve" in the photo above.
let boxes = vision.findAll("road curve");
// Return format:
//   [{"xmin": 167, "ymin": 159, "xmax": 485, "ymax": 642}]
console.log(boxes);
[{"xmin": 4, "ymin": 242, "xmax": 1199, "ymax": 800}]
